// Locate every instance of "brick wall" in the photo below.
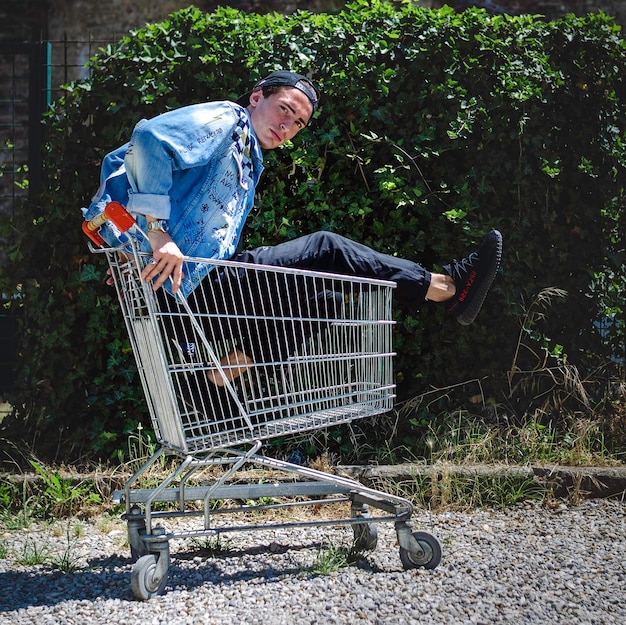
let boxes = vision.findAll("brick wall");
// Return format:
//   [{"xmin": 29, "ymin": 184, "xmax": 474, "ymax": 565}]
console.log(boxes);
[
  {"xmin": 0, "ymin": 1, "xmax": 347, "ymax": 43},
  {"xmin": 44, "ymin": 1, "xmax": 346, "ymax": 41},
  {"xmin": 3, "ymin": 1, "xmax": 625, "ymax": 45},
  {"xmin": 0, "ymin": 1, "xmax": 348, "ymax": 90}
]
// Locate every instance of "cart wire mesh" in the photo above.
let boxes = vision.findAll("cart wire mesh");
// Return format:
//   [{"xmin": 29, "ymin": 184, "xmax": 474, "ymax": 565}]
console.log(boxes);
[{"xmin": 104, "ymin": 246, "xmax": 396, "ymax": 455}]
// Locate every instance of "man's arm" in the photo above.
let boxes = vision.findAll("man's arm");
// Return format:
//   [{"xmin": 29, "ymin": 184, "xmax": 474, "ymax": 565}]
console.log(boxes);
[
  {"xmin": 123, "ymin": 102, "xmax": 238, "ymax": 293},
  {"xmin": 141, "ymin": 224, "xmax": 185, "ymax": 294}
]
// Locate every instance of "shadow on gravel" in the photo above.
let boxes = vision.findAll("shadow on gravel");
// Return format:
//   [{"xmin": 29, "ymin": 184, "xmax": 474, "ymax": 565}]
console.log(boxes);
[
  {"xmin": 0, "ymin": 540, "xmax": 383, "ymax": 611},
  {"xmin": 0, "ymin": 561, "xmax": 135, "ymax": 610}
]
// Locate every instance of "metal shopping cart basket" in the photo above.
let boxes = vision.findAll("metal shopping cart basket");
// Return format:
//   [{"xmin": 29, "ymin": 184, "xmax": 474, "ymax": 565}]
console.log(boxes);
[{"xmin": 84, "ymin": 203, "xmax": 441, "ymax": 600}]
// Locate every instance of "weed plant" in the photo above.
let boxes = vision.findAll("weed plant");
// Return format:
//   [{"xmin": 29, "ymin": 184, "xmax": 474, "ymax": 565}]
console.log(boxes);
[
  {"xmin": 28, "ymin": 461, "xmax": 102, "ymax": 518},
  {"xmin": 309, "ymin": 541, "xmax": 355, "ymax": 575},
  {"xmin": 49, "ymin": 523, "xmax": 83, "ymax": 573},
  {"xmin": 17, "ymin": 540, "xmax": 48, "ymax": 567},
  {"xmin": 398, "ymin": 410, "xmax": 618, "ymax": 468},
  {"xmin": 3, "ymin": 521, "xmax": 85, "ymax": 573},
  {"xmin": 189, "ymin": 534, "xmax": 234, "ymax": 557},
  {"xmin": 376, "ymin": 288, "xmax": 626, "ymax": 469},
  {"xmin": 0, "ymin": 478, "xmax": 35, "ymax": 529}
]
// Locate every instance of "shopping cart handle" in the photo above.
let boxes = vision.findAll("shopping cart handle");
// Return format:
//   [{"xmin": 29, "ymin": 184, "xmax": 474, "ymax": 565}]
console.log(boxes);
[
  {"xmin": 82, "ymin": 218, "xmax": 106, "ymax": 246},
  {"xmin": 82, "ymin": 201, "xmax": 137, "ymax": 247},
  {"xmin": 104, "ymin": 201, "xmax": 136, "ymax": 231}
]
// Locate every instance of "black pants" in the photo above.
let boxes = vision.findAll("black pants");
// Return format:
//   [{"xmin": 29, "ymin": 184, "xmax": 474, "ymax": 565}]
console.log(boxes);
[
  {"xmin": 178, "ymin": 232, "xmax": 432, "ymax": 361},
  {"xmin": 231, "ymin": 231, "xmax": 431, "ymax": 309}
]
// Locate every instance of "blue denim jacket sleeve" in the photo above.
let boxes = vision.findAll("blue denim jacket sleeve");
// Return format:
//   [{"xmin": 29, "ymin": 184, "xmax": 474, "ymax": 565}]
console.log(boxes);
[
  {"xmin": 123, "ymin": 101, "xmax": 246, "ymax": 219},
  {"xmin": 99, "ymin": 143, "xmax": 127, "ymax": 184},
  {"xmin": 82, "ymin": 101, "xmax": 264, "ymax": 297}
]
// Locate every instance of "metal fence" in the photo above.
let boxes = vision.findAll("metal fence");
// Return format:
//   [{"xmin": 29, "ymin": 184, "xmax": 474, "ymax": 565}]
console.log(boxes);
[
  {"xmin": 0, "ymin": 35, "xmax": 115, "ymax": 218},
  {"xmin": 0, "ymin": 35, "xmax": 115, "ymax": 394}
]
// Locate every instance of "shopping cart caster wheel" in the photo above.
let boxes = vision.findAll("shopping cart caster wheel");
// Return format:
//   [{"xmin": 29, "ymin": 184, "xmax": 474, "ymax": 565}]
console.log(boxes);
[
  {"xmin": 131, "ymin": 554, "xmax": 168, "ymax": 600},
  {"xmin": 127, "ymin": 512, "xmax": 148, "ymax": 561},
  {"xmin": 398, "ymin": 530, "xmax": 442, "ymax": 570},
  {"xmin": 352, "ymin": 521, "xmax": 378, "ymax": 551},
  {"xmin": 130, "ymin": 540, "xmax": 149, "ymax": 562}
]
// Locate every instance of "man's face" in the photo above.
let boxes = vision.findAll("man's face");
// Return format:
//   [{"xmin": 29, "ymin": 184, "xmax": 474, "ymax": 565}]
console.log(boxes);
[{"xmin": 247, "ymin": 87, "xmax": 313, "ymax": 149}]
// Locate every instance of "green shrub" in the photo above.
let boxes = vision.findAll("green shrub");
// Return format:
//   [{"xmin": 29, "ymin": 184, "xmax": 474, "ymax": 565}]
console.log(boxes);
[{"xmin": 1, "ymin": 1, "xmax": 624, "ymax": 461}]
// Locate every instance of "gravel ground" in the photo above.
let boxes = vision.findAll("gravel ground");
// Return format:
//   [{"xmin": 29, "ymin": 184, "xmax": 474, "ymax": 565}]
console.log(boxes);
[{"xmin": 1, "ymin": 498, "xmax": 625, "ymax": 625}]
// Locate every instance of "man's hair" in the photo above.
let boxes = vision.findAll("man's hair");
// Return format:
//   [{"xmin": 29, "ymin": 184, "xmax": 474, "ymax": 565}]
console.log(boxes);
[{"xmin": 260, "ymin": 85, "xmax": 282, "ymax": 98}]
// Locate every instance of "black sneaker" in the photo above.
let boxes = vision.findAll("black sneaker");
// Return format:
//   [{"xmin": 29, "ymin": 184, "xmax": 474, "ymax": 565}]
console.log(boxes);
[{"xmin": 443, "ymin": 230, "xmax": 503, "ymax": 325}]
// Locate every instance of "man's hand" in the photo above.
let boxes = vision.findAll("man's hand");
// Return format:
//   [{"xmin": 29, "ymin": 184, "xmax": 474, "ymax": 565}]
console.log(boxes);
[{"xmin": 141, "ymin": 230, "xmax": 184, "ymax": 294}]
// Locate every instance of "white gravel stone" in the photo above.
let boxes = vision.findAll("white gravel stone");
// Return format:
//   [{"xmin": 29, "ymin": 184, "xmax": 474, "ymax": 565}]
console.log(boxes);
[{"xmin": 0, "ymin": 499, "xmax": 625, "ymax": 624}]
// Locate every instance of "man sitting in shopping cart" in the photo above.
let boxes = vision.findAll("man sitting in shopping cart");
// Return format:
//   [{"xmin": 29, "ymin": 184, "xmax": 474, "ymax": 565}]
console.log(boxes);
[{"xmin": 83, "ymin": 70, "xmax": 502, "ymax": 385}]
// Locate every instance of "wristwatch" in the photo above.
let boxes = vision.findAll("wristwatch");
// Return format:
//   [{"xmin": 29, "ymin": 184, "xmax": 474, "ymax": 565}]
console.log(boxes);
[{"xmin": 146, "ymin": 219, "xmax": 168, "ymax": 234}]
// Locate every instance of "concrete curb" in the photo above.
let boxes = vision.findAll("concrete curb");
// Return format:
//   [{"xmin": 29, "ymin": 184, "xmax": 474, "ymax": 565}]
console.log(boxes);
[
  {"xmin": 338, "ymin": 464, "xmax": 626, "ymax": 500},
  {"xmin": 4, "ymin": 464, "xmax": 626, "ymax": 501}
]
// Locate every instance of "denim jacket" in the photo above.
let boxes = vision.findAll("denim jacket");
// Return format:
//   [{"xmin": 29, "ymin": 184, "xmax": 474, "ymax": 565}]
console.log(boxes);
[{"xmin": 83, "ymin": 101, "xmax": 264, "ymax": 297}]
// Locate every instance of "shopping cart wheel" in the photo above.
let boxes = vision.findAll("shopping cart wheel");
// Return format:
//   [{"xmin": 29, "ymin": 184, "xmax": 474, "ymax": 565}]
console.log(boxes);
[
  {"xmin": 131, "ymin": 554, "xmax": 169, "ymax": 600},
  {"xmin": 127, "ymin": 508, "xmax": 148, "ymax": 561},
  {"xmin": 130, "ymin": 538, "xmax": 149, "ymax": 562},
  {"xmin": 398, "ymin": 530, "xmax": 442, "ymax": 570},
  {"xmin": 352, "ymin": 521, "xmax": 378, "ymax": 551}
]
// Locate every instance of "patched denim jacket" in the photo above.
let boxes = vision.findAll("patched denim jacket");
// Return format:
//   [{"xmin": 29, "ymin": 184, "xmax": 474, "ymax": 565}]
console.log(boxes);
[{"xmin": 83, "ymin": 101, "xmax": 264, "ymax": 297}]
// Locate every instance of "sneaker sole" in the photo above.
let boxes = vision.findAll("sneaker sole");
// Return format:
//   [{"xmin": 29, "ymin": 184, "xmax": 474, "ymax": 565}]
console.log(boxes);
[{"xmin": 456, "ymin": 230, "xmax": 502, "ymax": 326}]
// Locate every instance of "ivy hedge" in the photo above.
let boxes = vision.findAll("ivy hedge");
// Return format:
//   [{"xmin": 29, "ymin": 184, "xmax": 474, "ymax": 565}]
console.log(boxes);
[{"xmin": 1, "ymin": 0, "xmax": 625, "ymax": 462}]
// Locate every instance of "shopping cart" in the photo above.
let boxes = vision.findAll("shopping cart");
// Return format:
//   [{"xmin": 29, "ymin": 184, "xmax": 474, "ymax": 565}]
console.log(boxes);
[{"xmin": 84, "ymin": 203, "xmax": 442, "ymax": 600}]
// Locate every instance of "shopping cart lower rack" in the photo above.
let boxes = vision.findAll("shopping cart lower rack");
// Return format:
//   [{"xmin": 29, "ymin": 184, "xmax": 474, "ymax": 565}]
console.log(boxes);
[{"xmin": 92, "ymin": 231, "xmax": 441, "ymax": 600}]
